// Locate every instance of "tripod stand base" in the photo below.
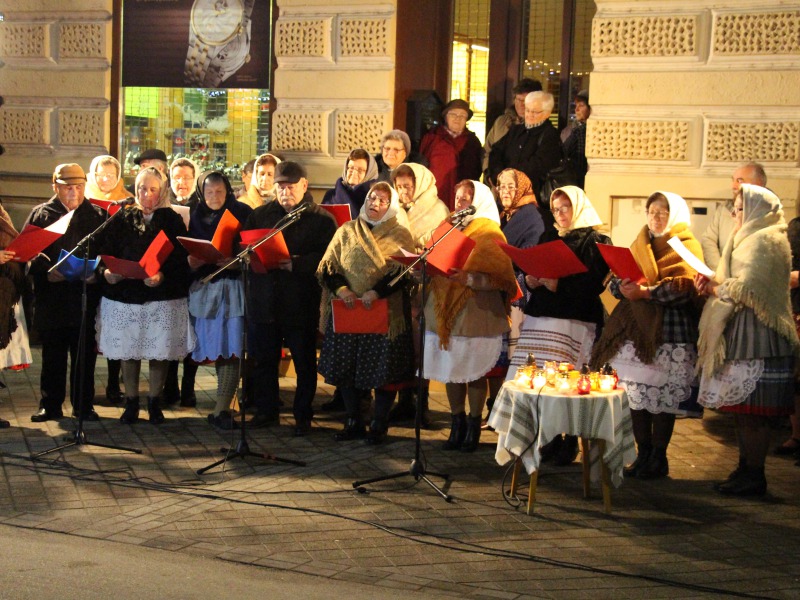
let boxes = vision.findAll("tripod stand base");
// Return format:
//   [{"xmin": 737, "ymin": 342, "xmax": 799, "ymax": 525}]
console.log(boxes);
[
  {"xmin": 352, "ymin": 459, "xmax": 452, "ymax": 502},
  {"xmin": 33, "ymin": 427, "xmax": 143, "ymax": 458},
  {"xmin": 196, "ymin": 438, "xmax": 306, "ymax": 475}
]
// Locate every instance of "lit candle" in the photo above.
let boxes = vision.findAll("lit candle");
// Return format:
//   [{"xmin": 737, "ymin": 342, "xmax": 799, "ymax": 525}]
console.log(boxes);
[
  {"xmin": 544, "ymin": 361, "xmax": 557, "ymax": 386},
  {"xmin": 532, "ymin": 370, "xmax": 547, "ymax": 389},
  {"xmin": 577, "ymin": 374, "xmax": 591, "ymax": 395},
  {"xmin": 557, "ymin": 373, "xmax": 571, "ymax": 392},
  {"xmin": 599, "ymin": 374, "xmax": 615, "ymax": 392}
]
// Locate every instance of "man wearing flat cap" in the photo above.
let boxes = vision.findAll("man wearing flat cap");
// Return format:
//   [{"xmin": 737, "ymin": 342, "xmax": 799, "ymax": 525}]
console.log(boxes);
[
  {"xmin": 24, "ymin": 163, "xmax": 106, "ymax": 422},
  {"xmin": 241, "ymin": 161, "xmax": 337, "ymax": 436},
  {"xmin": 419, "ymin": 99, "xmax": 483, "ymax": 210}
]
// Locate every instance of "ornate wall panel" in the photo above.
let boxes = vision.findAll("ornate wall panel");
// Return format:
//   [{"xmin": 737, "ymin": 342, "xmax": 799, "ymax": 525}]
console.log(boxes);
[
  {"xmin": 587, "ymin": 120, "xmax": 690, "ymax": 161},
  {"xmin": 0, "ymin": 109, "xmax": 48, "ymax": 145},
  {"xmin": 59, "ymin": 110, "xmax": 105, "ymax": 146},
  {"xmin": 0, "ymin": 24, "xmax": 48, "ymax": 58},
  {"xmin": 334, "ymin": 112, "xmax": 384, "ymax": 154},
  {"xmin": 59, "ymin": 23, "xmax": 105, "ymax": 59},
  {"xmin": 714, "ymin": 11, "xmax": 800, "ymax": 55},
  {"xmin": 275, "ymin": 19, "xmax": 329, "ymax": 57},
  {"xmin": 706, "ymin": 122, "xmax": 800, "ymax": 163},
  {"xmin": 272, "ymin": 112, "xmax": 325, "ymax": 153},
  {"xmin": 592, "ymin": 15, "xmax": 697, "ymax": 58},
  {"xmin": 339, "ymin": 18, "xmax": 389, "ymax": 57}
]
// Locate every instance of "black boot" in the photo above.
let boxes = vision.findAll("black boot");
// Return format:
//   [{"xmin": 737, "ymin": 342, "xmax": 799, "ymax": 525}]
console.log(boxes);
[
  {"xmin": 180, "ymin": 362, "xmax": 198, "ymax": 407},
  {"xmin": 716, "ymin": 465, "xmax": 767, "ymax": 496},
  {"xmin": 623, "ymin": 443, "xmax": 653, "ymax": 477},
  {"xmin": 713, "ymin": 456, "xmax": 746, "ymax": 491},
  {"xmin": 460, "ymin": 415, "xmax": 482, "ymax": 453},
  {"xmin": 162, "ymin": 361, "xmax": 180, "ymax": 406},
  {"xmin": 443, "ymin": 412, "xmax": 467, "ymax": 450},
  {"xmin": 418, "ymin": 388, "xmax": 432, "ymax": 429},
  {"xmin": 148, "ymin": 397, "xmax": 165, "ymax": 425},
  {"xmin": 120, "ymin": 397, "xmax": 140, "ymax": 424},
  {"xmin": 637, "ymin": 446, "xmax": 669, "ymax": 479},
  {"xmin": 333, "ymin": 417, "xmax": 365, "ymax": 441},
  {"xmin": 320, "ymin": 388, "xmax": 345, "ymax": 412},
  {"xmin": 365, "ymin": 419, "xmax": 388, "ymax": 445},
  {"xmin": 389, "ymin": 388, "xmax": 416, "ymax": 423}
]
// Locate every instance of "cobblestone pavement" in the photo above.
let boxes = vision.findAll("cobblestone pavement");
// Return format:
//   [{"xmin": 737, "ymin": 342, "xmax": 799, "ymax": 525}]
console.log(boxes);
[{"xmin": 1, "ymin": 351, "xmax": 799, "ymax": 599}]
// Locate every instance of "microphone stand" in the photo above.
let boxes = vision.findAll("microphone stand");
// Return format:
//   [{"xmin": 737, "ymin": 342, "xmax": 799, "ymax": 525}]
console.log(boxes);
[
  {"xmin": 34, "ymin": 206, "xmax": 142, "ymax": 458},
  {"xmin": 352, "ymin": 216, "xmax": 471, "ymax": 502},
  {"xmin": 196, "ymin": 211, "xmax": 306, "ymax": 474}
]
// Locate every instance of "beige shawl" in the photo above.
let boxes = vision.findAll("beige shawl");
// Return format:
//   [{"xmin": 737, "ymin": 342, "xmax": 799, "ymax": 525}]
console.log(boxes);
[{"xmin": 394, "ymin": 163, "xmax": 450, "ymax": 252}]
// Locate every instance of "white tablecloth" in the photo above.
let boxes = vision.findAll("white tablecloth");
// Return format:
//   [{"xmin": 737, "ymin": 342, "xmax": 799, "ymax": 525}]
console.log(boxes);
[{"xmin": 489, "ymin": 381, "xmax": 636, "ymax": 486}]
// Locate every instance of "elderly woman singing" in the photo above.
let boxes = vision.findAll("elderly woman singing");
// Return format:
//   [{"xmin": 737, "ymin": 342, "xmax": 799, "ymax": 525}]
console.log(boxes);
[
  {"xmin": 695, "ymin": 185, "xmax": 800, "ymax": 496},
  {"xmin": 317, "ymin": 182, "xmax": 416, "ymax": 444}
]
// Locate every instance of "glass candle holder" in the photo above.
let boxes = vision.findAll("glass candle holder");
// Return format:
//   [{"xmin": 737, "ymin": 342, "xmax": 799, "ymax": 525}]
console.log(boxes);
[
  {"xmin": 532, "ymin": 369, "xmax": 547, "ymax": 389},
  {"xmin": 544, "ymin": 361, "xmax": 557, "ymax": 386},
  {"xmin": 599, "ymin": 374, "xmax": 615, "ymax": 392},
  {"xmin": 557, "ymin": 372, "xmax": 572, "ymax": 392},
  {"xmin": 589, "ymin": 372, "xmax": 600, "ymax": 391},
  {"xmin": 577, "ymin": 374, "xmax": 592, "ymax": 395}
]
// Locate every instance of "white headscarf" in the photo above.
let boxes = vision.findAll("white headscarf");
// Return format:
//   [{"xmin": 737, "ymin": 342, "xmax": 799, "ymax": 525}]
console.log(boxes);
[
  {"xmin": 458, "ymin": 180, "xmax": 500, "ymax": 226},
  {"xmin": 251, "ymin": 153, "xmax": 282, "ymax": 196},
  {"xmin": 550, "ymin": 185, "xmax": 603, "ymax": 236},
  {"xmin": 359, "ymin": 182, "xmax": 400, "ymax": 227},
  {"xmin": 650, "ymin": 190, "xmax": 691, "ymax": 237}
]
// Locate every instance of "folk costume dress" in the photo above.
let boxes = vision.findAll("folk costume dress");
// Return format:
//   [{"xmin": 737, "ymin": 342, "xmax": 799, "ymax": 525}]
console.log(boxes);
[
  {"xmin": 0, "ymin": 204, "xmax": 32, "ymax": 370},
  {"xmin": 697, "ymin": 185, "xmax": 799, "ymax": 415}
]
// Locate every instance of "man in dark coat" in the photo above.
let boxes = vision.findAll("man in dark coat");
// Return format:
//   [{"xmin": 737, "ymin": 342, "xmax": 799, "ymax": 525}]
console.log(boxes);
[
  {"xmin": 242, "ymin": 161, "xmax": 337, "ymax": 436},
  {"xmin": 25, "ymin": 163, "xmax": 106, "ymax": 422},
  {"xmin": 487, "ymin": 91, "xmax": 562, "ymax": 200}
]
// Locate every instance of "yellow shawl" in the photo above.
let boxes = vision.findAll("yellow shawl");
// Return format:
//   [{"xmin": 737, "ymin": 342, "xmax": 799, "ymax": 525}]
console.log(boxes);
[{"xmin": 429, "ymin": 217, "xmax": 517, "ymax": 349}]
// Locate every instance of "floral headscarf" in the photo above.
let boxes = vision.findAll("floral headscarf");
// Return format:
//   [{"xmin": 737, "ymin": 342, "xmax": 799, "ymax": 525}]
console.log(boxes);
[{"xmin": 497, "ymin": 168, "xmax": 538, "ymax": 221}]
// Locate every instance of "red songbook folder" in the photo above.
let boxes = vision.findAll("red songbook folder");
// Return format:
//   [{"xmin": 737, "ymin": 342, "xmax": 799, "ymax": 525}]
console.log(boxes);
[
  {"xmin": 496, "ymin": 239, "xmax": 589, "ymax": 279},
  {"xmin": 239, "ymin": 228, "xmax": 291, "ymax": 273},
  {"xmin": 390, "ymin": 222, "xmax": 476, "ymax": 277},
  {"xmin": 100, "ymin": 230, "xmax": 174, "ymax": 279},
  {"xmin": 7, "ymin": 210, "xmax": 75, "ymax": 263},
  {"xmin": 88, "ymin": 198, "xmax": 123, "ymax": 216},
  {"xmin": 177, "ymin": 209, "xmax": 242, "ymax": 263},
  {"xmin": 320, "ymin": 204, "xmax": 352, "ymax": 227},
  {"xmin": 331, "ymin": 298, "xmax": 389, "ymax": 334},
  {"xmin": 596, "ymin": 244, "xmax": 646, "ymax": 284}
]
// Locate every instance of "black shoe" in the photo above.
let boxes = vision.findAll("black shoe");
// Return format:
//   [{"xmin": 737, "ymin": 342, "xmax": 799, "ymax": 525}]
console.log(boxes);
[
  {"xmin": 713, "ymin": 458, "xmax": 746, "ymax": 491},
  {"xmin": 333, "ymin": 417, "xmax": 365, "ymax": 441},
  {"xmin": 716, "ymin": 467, "xmax": 767, "ymax": 496},
  {"xmin": 294, "ymin": 419, "xmax": 312, "ymax": 437},
  {"xmin": 161, "ymin": 394, "xmax": 180, "ymax": 407},
  {"xmin": 773, "ymin": 437, "xmax": 800, "ymax": 456},
  {"xmin": 637, "ymin": 449, "xmax": 669, "ymax": 480},
  {"xmin": 147, "ymin": 397, "xmax": 165, "ymax": 425},
  {"xmin": 460, "ymin": 415, "xmax": 482, "ymax": 453},
  {"xmin": 120, "ymin": 397, "xmax": 140, "ymax": 424},
  {"xmin": 553, "ymin": 435, "xmax": 579, "ymax": 466},
  {"xmin": 105, "ymin": 386, "xmax": 123, "ymax": 404},
  {"xmin": 0, "ymin": 418, "xmax": 9, "ymax": 429},
  {"xmin": 365, "ymin": 419, "xmax": 387, "ymax": 445},
  {"xmin": 388, "ymin": 391, "xmax": 416, "ymax": 423},
  {"xmin": 320, "ymin": 389, "xmax": 345, "ymax": 412},
  {"xmin": 208, "ymin": 411, "xmax": 238, "ymax": 430},
  {"xmin": 180, "ymin": 393, "xmax": 197, "ymax": 408},
  {"xmin": 443, "ymin": 412, "xmax": 467, "ymax": 450},
  {"xmin": 624, "ymin": 444, "xmax": 653, "ymax": 478},
  {"xmin": 250, "ymin": 412, "xmax": 279, "ymax": 428},
  {"xmin": 77, "ymin": 409, "xmax": 100, "ymax": 422},
  {"xmin": 31, "ymin": 407, "xmax": 63, "ymax": 422}
]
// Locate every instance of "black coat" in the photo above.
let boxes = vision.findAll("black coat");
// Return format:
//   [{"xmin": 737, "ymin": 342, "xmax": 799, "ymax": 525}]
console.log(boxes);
[
  {"xmin": 524, "ymin": 227, "xmax": 611, "ymax": 328},
  {"xmin": 95, "ymin": 206, "xmax": 190, "ymax": 304},
  {"xmin": 241, "ymin": 193, "xmax": 337, "ymax": 327},
  {"xmin": 488, "ymin": 120, "xmax": 562, "ymax": 193},
  {"xmin": 25, "ymin": 197, "xmax": 106, "ymax": 331}
]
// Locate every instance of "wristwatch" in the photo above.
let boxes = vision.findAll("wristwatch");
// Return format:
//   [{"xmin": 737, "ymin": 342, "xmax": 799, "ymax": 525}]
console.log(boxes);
[{"xmin": 184, "ymin": 0, "xmax": 255, "ymax": 88}]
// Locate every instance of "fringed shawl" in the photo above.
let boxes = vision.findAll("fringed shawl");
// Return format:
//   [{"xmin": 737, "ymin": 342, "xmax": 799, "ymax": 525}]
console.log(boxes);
[
  {"xmin": 591, "ymin": 223, "xmax": 701, "ymax": 366},
  {"xmin": 316, "ymin": 215, "xmax": 414, "ymax": 339},
  {"xmin": 429, "ymin": 217, "xmax": 517, "ymax": 349},
  {"xmin": 697, "ymin": 185, "xmax": 800, "ymax": 377}
]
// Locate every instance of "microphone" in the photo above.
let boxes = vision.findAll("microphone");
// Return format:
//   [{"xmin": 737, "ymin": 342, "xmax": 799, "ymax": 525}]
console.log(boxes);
[
  {"xmin": 450, "ymin": 205, "xmax": 476, "ymax": 221},
  {"xmin": 284, "ymin": 202, "xmax": 310, "ymax": 220},
  {"xmin": 110, "ymin": 197, "xmax": 135, "ymax": 206}
]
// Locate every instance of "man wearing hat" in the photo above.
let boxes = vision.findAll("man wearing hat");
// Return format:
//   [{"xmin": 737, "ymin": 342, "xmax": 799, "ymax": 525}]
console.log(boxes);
[
  {"xmin": 24, "ymin": 163, "xmax": 106, "ymax": 422},
  {"xmin": 419, "ymin": 99, "xmax": 483, "ymax": 211},
  {"xmin": 127, "ymin": 149, "xmax": 169, "ymax": 194},
  {"xmin": 241, "ymin": 161, "xmax": 337, "ymax": 436}
]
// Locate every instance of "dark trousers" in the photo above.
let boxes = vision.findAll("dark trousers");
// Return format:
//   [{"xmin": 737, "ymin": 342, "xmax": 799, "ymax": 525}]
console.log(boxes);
[
  {"xmin": 249, "ymin": 321, "xmax": 317, "ymax": 423},
  {"xmin": 39, "ymin": 326, "xmax": 97, "ymax": 413}
]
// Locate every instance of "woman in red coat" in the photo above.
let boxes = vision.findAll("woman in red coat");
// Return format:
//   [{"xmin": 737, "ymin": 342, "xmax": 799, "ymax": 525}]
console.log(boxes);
[{"xmin": 420, "ymin": 99, "xmax": 483, "ymax": 211}]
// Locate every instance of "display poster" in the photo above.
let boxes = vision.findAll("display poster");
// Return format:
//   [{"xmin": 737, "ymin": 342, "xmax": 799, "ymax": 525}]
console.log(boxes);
[{"xmin": 122, "ymin": 0, "xmax": 271, "ymax": 89}]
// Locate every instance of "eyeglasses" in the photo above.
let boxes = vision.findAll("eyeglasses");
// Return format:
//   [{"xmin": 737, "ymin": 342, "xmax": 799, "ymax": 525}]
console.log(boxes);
[
  {"xmin": 346, "ymin": 165, "xmax": 367, "ymax": 175},
  {"xmin": 497, "ymin": 184, "xmax": 517, "ymax": 193},
  {"xmin": 447, "ymin": 112, "xmax": 468, "ymax": 121},
  {"xmin": 382, "ymin": 146, "xmax": 406, "ymax": 154},
  {"xmin": 646, "ymin": 210, "xmax": 670, "ymax": 219},
  {"xmin": 551, "ymin": 205, "xmax": 572, "ymax": 215},
  {"xmin": 366, "ymin": 193, "xmax": 390, "ymax": 206}
]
